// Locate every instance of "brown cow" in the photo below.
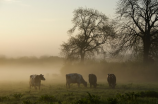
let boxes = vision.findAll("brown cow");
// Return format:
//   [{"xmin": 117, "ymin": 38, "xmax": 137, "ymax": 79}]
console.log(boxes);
[
  {"xmin": 89, "ymin": 74, "xmax": 97, "ymax": 88},
  {"xmin": 107, "ymin": 74, "xmax": 116, "ymax": 88}
]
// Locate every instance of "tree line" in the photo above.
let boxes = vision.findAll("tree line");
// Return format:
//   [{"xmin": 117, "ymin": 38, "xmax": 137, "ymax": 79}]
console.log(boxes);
[
  {"xmin": 60, "ymin": 0, "xmax": 158, "ymax": 63},
  {"xmin": 0, "ymin": 56, "xmax": 63, "ymax": 65}
]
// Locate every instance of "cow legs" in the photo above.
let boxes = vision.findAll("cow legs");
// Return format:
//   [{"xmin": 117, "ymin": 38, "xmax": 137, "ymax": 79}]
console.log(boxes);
[
  {"xmin": 30, "ymin": 84, "xmax": 34, "ymax": 90},
  {"xmin": 109, "ymin": 83, "xmax": 115, "ymax": 88},
  {"xmin": 108, "ymin": 82, "xmax": 113, "ymax": 88},
  {"xmin": 66, "ymin": 81, "xmax": 71, "ymax": 88},
  {"xmin": 112, "ymin": 83, "xmax": 116, "ymax": 89},
  {"xmin": 30, "ymin": 85, "xmax": 41, "ymax": 90},
  {"xmin": 110, "ymin": 84, "xmax": 112, "ymax": 88},
  {"xmin": 94, "ymin": 84, "xmax": 96, "ymax": 88},
  {"xmin": 34, "ymin": 86, "xmax": 37, "ymax": 90},
  {"xmin": 90, "ymin": 84, "xmax": 92, "ymax": 88},
  {"xmin": 77, "ymin": 83, "xmax": 80, "ymax": 88},
  {"xmin": 68, "ymin": 83, "xmax": 70, "ymax": 88}
]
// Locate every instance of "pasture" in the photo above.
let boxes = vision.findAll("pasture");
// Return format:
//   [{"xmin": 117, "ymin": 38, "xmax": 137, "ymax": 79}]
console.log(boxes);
[
  {"xmin": 0, "ymin": 59, "xmax": 158, "ymax": 104},
  {"xmin": 0, "ymin": 81, "xmax": 158, "ymax": 104}
]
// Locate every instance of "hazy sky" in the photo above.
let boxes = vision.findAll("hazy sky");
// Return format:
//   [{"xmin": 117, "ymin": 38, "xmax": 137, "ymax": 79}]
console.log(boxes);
[{"xmin": 0, "ymin": 0, "xmax": 118, "ymax": 58}]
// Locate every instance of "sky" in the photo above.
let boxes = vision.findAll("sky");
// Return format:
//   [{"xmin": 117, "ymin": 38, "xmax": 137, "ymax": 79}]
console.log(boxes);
[{"xmin": 0, "ymin": 0, "xmax": 118, "ymax": 58}]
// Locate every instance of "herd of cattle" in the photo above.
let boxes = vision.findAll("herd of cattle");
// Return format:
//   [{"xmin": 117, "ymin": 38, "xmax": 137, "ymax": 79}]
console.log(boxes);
[{"xmin": 29, "ymin": 73, "xmax": 116, "ymax": 90}]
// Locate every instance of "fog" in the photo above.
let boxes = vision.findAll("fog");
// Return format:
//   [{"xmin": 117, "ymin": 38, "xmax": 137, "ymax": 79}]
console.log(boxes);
[
  {"xmin": 0, "ymin": 65, "xmax": 61, "ymax": 82},
  {"xmin": 0, "ymin": 59, "xmax": 158, "ymax": 85},
  {"xmin": 60, "ymin": 61, "xmax": 158, "ymax": 84}
]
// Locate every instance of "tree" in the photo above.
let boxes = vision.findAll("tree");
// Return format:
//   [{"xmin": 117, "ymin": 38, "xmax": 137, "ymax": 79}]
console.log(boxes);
[
  {"xmin": 115, "ymin": 0, "xmax": 158, "ymax": 63},
  {"xmin": 61, "ymin": 8, "xmax": 114, "ymax": 62}
]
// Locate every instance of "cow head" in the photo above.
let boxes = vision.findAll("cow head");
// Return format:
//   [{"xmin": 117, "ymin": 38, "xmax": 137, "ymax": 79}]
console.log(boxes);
[
  {"xmin": 39, "ymin": 74, "xmax": 46, "ymax": 80},
  {"xmin": 83, "ymin": 81, "xmax": 87, "ymax": 87},
  {"xmin": 107, "ymin": 74, "xmax": 113, "ymax": 78}
]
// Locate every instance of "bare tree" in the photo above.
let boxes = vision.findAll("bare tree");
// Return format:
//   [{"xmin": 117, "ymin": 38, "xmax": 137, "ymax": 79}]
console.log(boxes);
[
  {"xmin": 115, "ymin": 0, "xmax": 158, "ymax": 63},
  {"xmin": 61, "ymin": 8, "xmax": 114, "ymax": 62}
]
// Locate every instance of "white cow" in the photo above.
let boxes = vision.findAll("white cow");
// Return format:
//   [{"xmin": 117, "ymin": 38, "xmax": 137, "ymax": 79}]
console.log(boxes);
[
  {"xmin": 29, "ymin": 74, "xmax": 45, "ymax": 90},
  {"xmin": 66, "ymin": 73, "xmax": 87, "ymax": 88}
]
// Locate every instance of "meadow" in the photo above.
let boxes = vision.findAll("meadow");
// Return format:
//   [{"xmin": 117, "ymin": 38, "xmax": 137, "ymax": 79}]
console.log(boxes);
[
  {"xmin": 0, "ymin": 81, "xmax": 158, "ymax": 104},
  {"xmin": 0, "ymin": 57, "xmax": 158, "ymax": 104}
]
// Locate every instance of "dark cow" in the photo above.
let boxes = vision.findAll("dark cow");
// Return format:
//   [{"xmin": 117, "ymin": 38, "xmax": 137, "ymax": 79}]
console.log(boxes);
[
  {"xmin": 66, "ymin": 73, "xmax": 87, "ymax": 88},
  {"xmin": 29, "ymin": 74, "xmax": 45, "ymax": 90},
  {"xmin": 89, "ymin": 74, "xmax": 97, "ymax": 88},
  {"xmin": 107, "ymin": 74, "xmax": 116, "ymax": 88}
]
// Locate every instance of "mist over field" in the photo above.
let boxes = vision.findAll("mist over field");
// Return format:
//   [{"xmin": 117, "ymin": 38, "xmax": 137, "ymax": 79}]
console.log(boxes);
[
  {"xmin": 0, "ymin": 56, "xmax": 64, "ymax": 84},
  {"xmin": 61, "ymin": 61, "xmax": 158, "ymax": 83},
  {"xmin": 0, "ymin": 56, "xmax": 158, "ymax": 85},
  {"xmin": 0, "ymin": 57, "xmax": 158, "ymax": 104}
]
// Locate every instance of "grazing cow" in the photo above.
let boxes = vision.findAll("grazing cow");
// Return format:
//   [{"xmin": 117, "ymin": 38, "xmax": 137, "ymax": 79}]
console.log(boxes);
[
  {"xmin": 66, "ymin": 73, "xmax": 87, "ymax": 88},
  {"xmin": 29, "ymin": 74, "xmax": 45, "ymax": 90},
  {"xmin": 107, "ymin": 74, "xmax": 116, "ymax": 88},
  {"xmin": 89, "ymin": 74, "xmax": 97, "ymax": 88}
]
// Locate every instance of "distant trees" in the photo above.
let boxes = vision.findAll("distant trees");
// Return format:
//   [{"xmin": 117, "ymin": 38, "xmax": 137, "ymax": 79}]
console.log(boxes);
[
  {"xmin": 61, "ymin": 8, "xmax": 114, "ymax": 62},
  {"xmin": 115, "ymin": 0, "xmax": 158, "ymax": 63},
  {"xmin": 0, "ymin": 56, "xmax": 63, "ymax": 65}
]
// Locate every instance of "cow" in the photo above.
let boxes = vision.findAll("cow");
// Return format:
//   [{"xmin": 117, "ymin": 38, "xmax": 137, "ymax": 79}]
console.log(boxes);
[
  {"xmin": 89, "ymin": 74, "xmax": 97, "ymax": 88},
  {"xmin": 29, "ymin": 74, "xmax": 45, "ymax": 90},
  {"xmin": 107, "ymin": 74, "xmax": 116, "ymax": 89},
  {"xmin": 66, "ymin": 73, "xmax": 87, "ymax": 88}
]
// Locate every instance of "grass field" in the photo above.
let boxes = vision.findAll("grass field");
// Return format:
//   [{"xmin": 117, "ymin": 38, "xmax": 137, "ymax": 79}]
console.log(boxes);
[
  {"xmin": 0, "ymin": 81, "xmax": 158, "ymax": 104},
  {"xmin": 0, "ymin": 59, "xmax": 158, "ymax": 104}
]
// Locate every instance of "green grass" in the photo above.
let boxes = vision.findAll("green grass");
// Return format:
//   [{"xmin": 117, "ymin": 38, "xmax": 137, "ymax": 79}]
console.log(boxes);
[
  {"xmin": 0, "ymin": 61, "xmax": 158, "ymax": 104},
  {"xmin": 0, "ymin": 82, "xmax": 158, "ymax": 104}
]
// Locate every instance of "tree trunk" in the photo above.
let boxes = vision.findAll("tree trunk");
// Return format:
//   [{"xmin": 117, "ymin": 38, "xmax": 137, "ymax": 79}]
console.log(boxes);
[
  {"xmin": 143, "ymin": 35, "xmax": 150, "ymax": 63},
  {"xmin": 81, "ymin": 53, "xmax": 85, "ymax": 62},
  {"xmin": 143, "ymin": 48, "xmax": 149, "ymax": 63}
]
